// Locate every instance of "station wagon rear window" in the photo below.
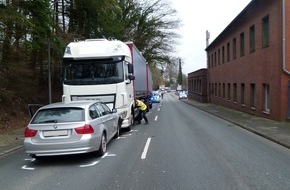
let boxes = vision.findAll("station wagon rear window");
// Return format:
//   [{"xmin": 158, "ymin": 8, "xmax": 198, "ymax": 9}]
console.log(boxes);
[{"xmin": 31, "ymin": 108, "xmax": 85, "ymax": 124}]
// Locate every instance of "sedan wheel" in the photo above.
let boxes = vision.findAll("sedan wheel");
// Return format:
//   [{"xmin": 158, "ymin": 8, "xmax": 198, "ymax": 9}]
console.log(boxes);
[{"xmin": 96, "ymin": 133, "xmax": 107, "ymax": 156}]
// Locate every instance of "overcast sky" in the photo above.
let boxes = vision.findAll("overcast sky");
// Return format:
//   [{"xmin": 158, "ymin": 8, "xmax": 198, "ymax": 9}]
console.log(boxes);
[{"xmin": 171, "ymin": 0, "xmax": 252, "ymax": 75}]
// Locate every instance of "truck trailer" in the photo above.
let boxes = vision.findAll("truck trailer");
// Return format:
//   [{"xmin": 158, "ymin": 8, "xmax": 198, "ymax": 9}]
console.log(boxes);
[{"xmin": 61, "ymin": 39, "xmax": 152, "ymax": 130}]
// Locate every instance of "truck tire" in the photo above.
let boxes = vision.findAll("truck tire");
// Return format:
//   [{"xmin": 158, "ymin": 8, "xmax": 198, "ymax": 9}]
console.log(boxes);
[{"xmin": 124, "ymin": 106, "xmax": 135, "ymax": 132}]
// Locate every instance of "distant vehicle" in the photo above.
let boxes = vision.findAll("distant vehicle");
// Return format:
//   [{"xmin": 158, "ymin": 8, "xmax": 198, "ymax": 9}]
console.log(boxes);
[
  {"xmin": 151, "ymin": 93, "xmax": 161, "ymax": 103},
  {"xmin": 24, "ymin": 101, "xmax": 121, "ymax": 159},
  {"xmin": 179, "ymin": 91, "xmax": 188, "ymax": 99}
]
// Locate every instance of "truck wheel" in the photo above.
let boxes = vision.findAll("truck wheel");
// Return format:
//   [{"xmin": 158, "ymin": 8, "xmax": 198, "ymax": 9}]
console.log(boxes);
[
  {"xmin": 124, "ymin": 107, "xmax": 134, "ymax": 132},
  {"xmin": 131, "ymin": 106, "xmax": 135, "ymax": 126},
  {"xmin": 124, "ymin": 119, "xmax": 132, "ymax": 132}
]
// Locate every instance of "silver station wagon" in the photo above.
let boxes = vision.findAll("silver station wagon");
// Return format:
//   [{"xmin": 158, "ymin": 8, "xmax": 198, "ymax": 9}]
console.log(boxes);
[{"xmin": 24, "ymin": 101, "xmax": 121, "ymax": 159}]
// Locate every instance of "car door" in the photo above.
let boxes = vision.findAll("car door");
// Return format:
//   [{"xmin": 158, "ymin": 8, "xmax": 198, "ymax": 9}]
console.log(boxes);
[
  {"xmin": 95, "ymin": 103, "xmax": 115, "ymax": 140},
  {"xmin": 28, "ymin": 104, "xmax": 44, "ymax": 118},
  {"xmin": 102, "ymin": 103, "xmax": 118, "ymax": 138},
  {"xmin": 89, "ymin": 105, "xmax": 104, "ymax": 136}
]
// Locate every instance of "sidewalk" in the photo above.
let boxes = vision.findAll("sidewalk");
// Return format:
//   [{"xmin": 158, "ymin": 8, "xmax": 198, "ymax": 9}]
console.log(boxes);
[
  {"xmin": 0, "ymin": 128, "xmax": 24, "ymax": 156},
  {"xmin": 1, "ymin": 95, "xmax": 290, "ymax": 157},
  {"xmin": 180, "ymin": 97, "xmax": 290, "ymax": 149}
]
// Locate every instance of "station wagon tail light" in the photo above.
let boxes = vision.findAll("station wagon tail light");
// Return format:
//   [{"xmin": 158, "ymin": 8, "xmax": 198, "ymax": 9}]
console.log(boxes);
[
  {"xmin": 24, "ymin": 127, "xmax": 37, "ymax": 137},
  {"xmin": 75, "ymin": 124, "xmax": 94, "ymax": 134}
]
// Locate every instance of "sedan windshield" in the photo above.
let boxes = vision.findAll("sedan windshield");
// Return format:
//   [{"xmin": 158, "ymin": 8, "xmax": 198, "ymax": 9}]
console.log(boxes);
[{"xmin": 31, "ymin": 108, "xmax": 85, "ymax": 124}]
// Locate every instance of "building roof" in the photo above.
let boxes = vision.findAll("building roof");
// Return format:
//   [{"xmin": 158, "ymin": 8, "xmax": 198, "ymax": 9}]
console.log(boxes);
[{"xmin": 205, "ymin": 0, "xmax": 257, "ymax": 51}]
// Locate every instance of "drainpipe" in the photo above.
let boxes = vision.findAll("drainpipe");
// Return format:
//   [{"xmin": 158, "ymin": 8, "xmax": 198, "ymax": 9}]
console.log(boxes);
[{"xmin": 282, "ymin": 0, "xmax": 290, "ymax": 75}]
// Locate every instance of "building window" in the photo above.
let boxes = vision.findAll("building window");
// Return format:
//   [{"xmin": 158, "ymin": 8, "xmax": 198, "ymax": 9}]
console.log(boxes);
[
  {"xmin": 223, "ymin": 83, "xmax": 226, "ymax": 99},
  {"xmin": 241, "ymin": 83, "xmax": 245, "ymax": 105},
  {"xmin": 240, "ymin": 32, "xmax": 245, "ymax": 57},
  {"xmin": 199, "ymin": 79, "xmax": 202, "ymax": 93},
  {"xmin": 222, "ymin": 46, "xmax": 225, "ymax": 63},
  {"xmin": 208, "ymin": 55, "xmax": 210, "ymax": 68},
  {"xmin": 218, "ymin": 83, "xmax": 221, "ymax": 97},
  {"xmin": 214, "ymin": 52, "xmax": 217, "ymax": 66},
  {"xmin": 218, "ymin": 49, "xmax": 221, "ymax": 65},
  {"xmin": 250, "ymin": 83, "xmax": 256, "ymax": 108},
  {"xmin": 263, "ymin": 84, "xmax": 270, "ymax": 113},
  {"xmin": 227, "ymin": 83, "xmax": 231, "ymax": 101},
  {"xmin": 233, "ymin": 38, "xmax": 237, "ymax": 59},
  {"xmin": 250, "ymin": 25, "xmax": 255, "ymax": 53},
  {"xmin": 211, "ymin": 54, "xmax": 214, "ymax": 67},
  {"xmin": 262, "ymin": 15, "xmax": 270, "ymax": 47},
  {"xmin": 233, "ymin": 83, "xmax": 237, "ymax": 103},
  {"xmin": 227, "ymin": 42, "xmax": 230, "ymax": 62},
  {"xmin": 215, "ymin": 83, "xmax": 217, "ymax": 96}
]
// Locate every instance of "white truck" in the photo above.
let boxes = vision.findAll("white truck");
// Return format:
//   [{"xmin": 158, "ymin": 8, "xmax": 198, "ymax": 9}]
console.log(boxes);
[{"xmin": 61, "ymin": 39, "xmax": 152, "ymax": 130}]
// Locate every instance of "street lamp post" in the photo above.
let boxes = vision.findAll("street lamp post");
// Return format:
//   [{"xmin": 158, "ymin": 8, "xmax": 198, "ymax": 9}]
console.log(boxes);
[{"xmin": 48, "ymin": 41, "xmax": 52, "ymax": 104}]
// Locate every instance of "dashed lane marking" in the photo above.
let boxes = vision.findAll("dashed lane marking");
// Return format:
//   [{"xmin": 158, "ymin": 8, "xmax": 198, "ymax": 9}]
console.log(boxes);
[
  {"xmin": 141, "ymin": 138, "xmax": 151, "ymax": 159},
  {"xmin": 155, "ymin": 116, "xmax": 158, "ymax": 121}
]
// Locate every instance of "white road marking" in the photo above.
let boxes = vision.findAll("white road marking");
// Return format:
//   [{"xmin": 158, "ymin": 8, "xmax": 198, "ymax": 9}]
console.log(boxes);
[
  {"xmin": 101, "ymin": 153, "xmax": 116, "ymax": 158},
  {"xmin": 79, "ymin": 161, "xmax": 99, "ymax": 168},
  {"xmin": 155, "ymin": 116, "xmax": 158, "ymax": 121},
  {"xmin": 22, "ymin": 165, "xmax": 35, "ymax": 170},
  {"xmin": 158, "ymin": 108, "xmax": 160, "ymax": 111},
  {"xmin": 122, "ymin": 133, "xmax": 133, "ymax": 137},
  {"xmin": 141, "ymin": 138, "xmax": 151, "ymax": 159},
  {"xmin": 117, "ymin": 136, "xmax": 127, "ymax": 139},
  {"xmin": 24, "ymin": 158, "xmax": 35, "ymax": 162}
]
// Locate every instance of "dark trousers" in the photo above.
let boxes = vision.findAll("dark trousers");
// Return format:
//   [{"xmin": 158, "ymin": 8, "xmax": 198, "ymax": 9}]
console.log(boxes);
[{"xmin": 137, "ymin": 110, "xmax": 148, "ymax": 124}]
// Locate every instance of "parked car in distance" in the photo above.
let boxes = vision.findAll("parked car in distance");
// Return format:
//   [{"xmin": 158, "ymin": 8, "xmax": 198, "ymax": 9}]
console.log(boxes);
[
  {"xmin": 24, "ymin": 100, "xmax": 121, "ymax": 159},
  {"xmin": 179, "ymin": 91, "xmax": 188, "ymax": 99},
  {"xmin": 150, "ymin": 92, "xmax": 161, "ymax": 103}
]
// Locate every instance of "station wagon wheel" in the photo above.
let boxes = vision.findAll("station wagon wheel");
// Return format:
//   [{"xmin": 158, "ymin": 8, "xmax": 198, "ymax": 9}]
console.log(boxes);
[
  {"xmin": 97, "ymin": 133, "xmax": 107, "ymax": 156},
  {"xmin": 30, "ymin": 154, "xmax": 45, "ymax": 161}
]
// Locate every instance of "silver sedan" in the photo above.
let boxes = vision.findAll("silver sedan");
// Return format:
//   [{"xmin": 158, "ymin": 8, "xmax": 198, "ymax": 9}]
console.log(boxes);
[{"xmin": 24, "ymin": 101, "xmax": 121, "ymax": 159}]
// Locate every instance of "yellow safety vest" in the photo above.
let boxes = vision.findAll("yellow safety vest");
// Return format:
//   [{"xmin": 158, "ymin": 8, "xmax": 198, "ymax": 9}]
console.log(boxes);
[{"xmin": 136, "ymin": 100, "xmax": 147, "ymax": 111}]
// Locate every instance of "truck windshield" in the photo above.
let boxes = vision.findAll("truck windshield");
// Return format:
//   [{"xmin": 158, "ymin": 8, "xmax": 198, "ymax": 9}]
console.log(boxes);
[{"xmin": 63, "ymin": 59, "xmax": 124, "ymax": 85}]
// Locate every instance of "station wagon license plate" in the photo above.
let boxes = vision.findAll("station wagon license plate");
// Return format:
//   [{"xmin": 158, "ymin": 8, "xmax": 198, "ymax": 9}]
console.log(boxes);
[{"xmin": 43, "ymin": 130, "xmax": 68, "ymax": 137}]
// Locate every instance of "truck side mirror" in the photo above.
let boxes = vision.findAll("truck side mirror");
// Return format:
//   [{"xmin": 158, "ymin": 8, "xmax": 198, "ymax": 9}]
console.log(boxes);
[{"xmin": 128, "ymin": 64, "xmax": 134, "ymax": 74}]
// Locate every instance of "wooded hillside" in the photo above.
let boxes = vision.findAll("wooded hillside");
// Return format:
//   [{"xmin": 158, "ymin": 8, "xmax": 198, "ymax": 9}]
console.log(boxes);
[{"xmin": 0, "ymin": 0, "xmax": 181, "ymax": 131}]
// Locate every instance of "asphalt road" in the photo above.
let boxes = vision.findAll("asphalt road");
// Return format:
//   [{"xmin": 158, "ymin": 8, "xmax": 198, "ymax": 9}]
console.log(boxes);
[{"xmin": 1, "ymin": 94, "xmax": 290, "ymax": 190}]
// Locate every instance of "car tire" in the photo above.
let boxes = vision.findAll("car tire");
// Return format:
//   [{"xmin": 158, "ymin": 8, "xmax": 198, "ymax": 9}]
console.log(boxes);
[
  {"xmin": 30, "ymin": 154, "xmax": 45, "ymax": 161},
  {"xmin": 96, "ymin": 133, "xmax": 107, "ymax": 156}
]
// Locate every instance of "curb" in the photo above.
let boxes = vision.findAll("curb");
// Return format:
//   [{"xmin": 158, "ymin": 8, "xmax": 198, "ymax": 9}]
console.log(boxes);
[{"xmin": 0, "ymin": 145, "xmax": 23, "ymax": 157}]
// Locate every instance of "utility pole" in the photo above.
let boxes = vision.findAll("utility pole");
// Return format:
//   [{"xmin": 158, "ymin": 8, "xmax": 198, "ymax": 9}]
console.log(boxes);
[{"xmin": 48, "ymin": 41, "xmax": 52, "ymax": 104}]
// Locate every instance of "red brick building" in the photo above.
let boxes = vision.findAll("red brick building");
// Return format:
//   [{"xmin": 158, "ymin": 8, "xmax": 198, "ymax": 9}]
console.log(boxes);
[
  {"xmin": 205, "ymin": 0, "xmax": 290, "ymax": 121},
  {"xmin": 188, "ymin": 69, "xmax": 208, "ymax": 103}
]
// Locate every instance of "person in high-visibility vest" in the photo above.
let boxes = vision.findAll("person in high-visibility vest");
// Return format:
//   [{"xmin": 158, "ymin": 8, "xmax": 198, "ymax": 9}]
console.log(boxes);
[{"xmin": 135, "ymin": 99, "xmax": 149, "ymax": 125}]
